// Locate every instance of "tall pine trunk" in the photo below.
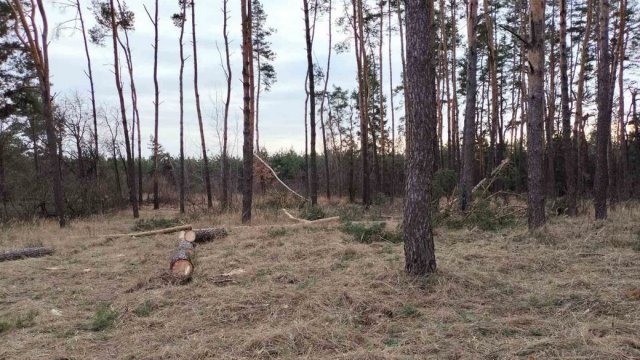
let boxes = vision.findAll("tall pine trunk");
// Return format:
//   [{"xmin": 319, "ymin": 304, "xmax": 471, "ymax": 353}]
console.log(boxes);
[
  {"xmin": 594, "ymin": 0, "xmax": 611, "ymax": 219},
  {"xmin": 303, "ymin": 0, "xmax": 318, "ymax": 206},
  {"xmin": 560, "ymin": 0, "xmax": 577, "ymax": 216},
  {"xmin": 241, "ymin": 0, "xmax": 255, "ymax": 223},
  {"xmin": 221, "ymin": 0, "xmax": 232, "ymax": 211},
  {"xmin": 148, "ymin": 0, "xmax": 160, "ymax": 210},
  {"xmin": 527, "ymin": 0, "xmax": 546, "ymax": 229},
  {"xmin": 460, "ymin": 0, "xmax": 478, "ymax": 211},
  {"xmin": 177, "ymin": 1, "xmax": 186, "ymax": 214},
  {"xmin": 403, "ymin": 0, "xmax": 437, "ymax": 276}
]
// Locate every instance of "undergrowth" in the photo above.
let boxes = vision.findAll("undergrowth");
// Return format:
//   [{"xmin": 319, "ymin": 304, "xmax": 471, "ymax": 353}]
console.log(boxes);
[
  {"xmin": 131, "ymin": 218, "xmax": 182, "ymax": 232},
  {"xmin": 339, "ymin": 222, "xmax": 402, "ymax": 244}
]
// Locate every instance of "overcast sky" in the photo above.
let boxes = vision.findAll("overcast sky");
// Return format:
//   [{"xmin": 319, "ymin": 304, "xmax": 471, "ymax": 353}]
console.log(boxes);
[{"xmin": 46, "ymin": 0, "xmax": 405, "ymax": 158}]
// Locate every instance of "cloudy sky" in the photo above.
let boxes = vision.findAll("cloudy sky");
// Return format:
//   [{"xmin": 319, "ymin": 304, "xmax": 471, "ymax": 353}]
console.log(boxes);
[{"xmin": 46, "ymin": 0, "xmax": 405, "ymax": 158}]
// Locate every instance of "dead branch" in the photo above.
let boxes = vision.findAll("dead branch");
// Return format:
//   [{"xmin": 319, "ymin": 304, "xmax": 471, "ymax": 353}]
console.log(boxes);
[{"xmin": 0, "ymin": 247, "xmax": 54, "ymax": 262}]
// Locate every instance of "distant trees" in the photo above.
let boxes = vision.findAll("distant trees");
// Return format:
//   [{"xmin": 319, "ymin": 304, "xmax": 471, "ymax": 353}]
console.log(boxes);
[{"xmin": 8, "ymin": 0, "xmax": 66, "ymax": 227}]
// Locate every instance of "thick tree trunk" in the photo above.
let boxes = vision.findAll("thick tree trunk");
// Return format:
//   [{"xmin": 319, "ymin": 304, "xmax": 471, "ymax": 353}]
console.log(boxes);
[
  {"xmin": 241, "ymin": 0, "xmax": 255, "ymax": 223},
  {"xmin": 169, "ymin": 241, "xmax": 195, "ymax": 278},
  {"xmin": 560, "ymin": 0, "xmax": 577, "ymax": 216},
  {"xmin": 594, "ymin": 0, "xmax": 611, "ymax": 219},
  {"xmin": 460, "ymin": 0, "xmax": 478, "ymax": 211},
  {"xmin": 191, "ymin": 0, "xmax": 213, "ymax": 209},
  {"xmin": 403, "ymin": 0, "xmax": 437, "ymax": 276},
  {"xmin": 303, "ymin": 0, "xmax": 318, "ymax": 206},
  {"xmin": 109, "ymin": 0, "xmax": 138, "ymax": 219},
  {"xmin": 527, "ymin": 0, "xmax": 546, "ymax": 229}
]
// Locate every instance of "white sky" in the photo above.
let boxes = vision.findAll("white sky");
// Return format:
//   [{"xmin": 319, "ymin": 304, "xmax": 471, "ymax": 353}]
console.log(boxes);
[{"xmin": 46, "ymin": 0, "xmax": 406, "ymax": 158}]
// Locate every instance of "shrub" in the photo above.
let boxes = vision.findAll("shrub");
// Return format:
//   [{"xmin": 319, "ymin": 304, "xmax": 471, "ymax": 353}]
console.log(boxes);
[
  {"xmin": 0, "ymin": 310, "xmax": 38, "ymax": 334},
  {"xmin": 90, "ymin": 304, "xmax": 117, "ymax": 331},
  {"xmin": 339, "ymin": 222, "xmax": 402, "ymax": 244},
  {"xmin": 132, "ymin": 300, "xmax": 153, "ymax": 317},
  {"xmin": 300, "ymin": 205, "xmax": 326, "ymax": 221}
]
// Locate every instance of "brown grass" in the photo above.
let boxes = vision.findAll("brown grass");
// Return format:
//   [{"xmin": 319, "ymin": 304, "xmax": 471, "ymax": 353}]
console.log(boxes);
[{"xmin": 0, "ymin": 201, "xmax": 639, "ymax": 359}]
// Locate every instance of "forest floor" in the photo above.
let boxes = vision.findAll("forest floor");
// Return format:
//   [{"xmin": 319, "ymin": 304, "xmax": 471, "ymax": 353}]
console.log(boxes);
[{"xmin": 0, "ymin": 200, "xmax": 639, "ymax": 359}]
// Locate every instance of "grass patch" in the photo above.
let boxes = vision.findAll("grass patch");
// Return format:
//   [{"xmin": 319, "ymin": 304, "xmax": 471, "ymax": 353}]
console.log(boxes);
[
  {"xmin": 438, "ymin": 200, "xmax": 519, "ymax": 231},
  {"xmin": 267, "ymin": 227, "xmax": 289, "ymax": 238},
  {"xmin": 395, "ymin": 304, "xmax": 419, "ymax": 318},
  {"xmin": 0, "ymin": 310, "xmax": 38, "ymax": 334},
  {"xmin": 339, "ymin": 222, "xmax": 402, "ymax": 244},
  {"xmin": 132, "ymin": 218, "xmax": 182, "ymax": 232},
  {"xmin": 132, "ymin": 300, "xmax": 153, "ymax": 318},
  {"xmin": 300, "ymin": 205, "xmax": 326, "ymax": 221},
  {"xmin": 90, "ymin": 304, "xmax": 118, "ymax": 331}
]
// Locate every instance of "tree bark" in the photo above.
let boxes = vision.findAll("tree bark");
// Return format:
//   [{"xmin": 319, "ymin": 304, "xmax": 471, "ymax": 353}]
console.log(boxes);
[
  {"xmin": 460, "ymin": 0, "xmax": 478, "ymax": 211},
  {"xmin": 387, "ymin": 0, "xmax": 396, "ymax": 198},
  {"xmin": 560, "ymin": 0, "xmax": 577, "ymax": 216},
  {"xmin": 148, "ymin": 0, "xmax": 160, "ymax": 210},
  {"xmin": 574, "ymin": 0, "xmax": 593, "ymax": 197},
  {"xmin": 403, "ymin": 0, "xmax": 437, "ymax": 276},
  {"xmin": 594, "ymin": 0, "xmax": 611, "ymax": 219},
  {"xmin": 0, "ymin": 247, "xmax": 54, "ymax": 262},
  {"xmin": 319, "ymin": 0, "xmax": 333, "ymax": 201},
  {"xmin": 546, "ymin": 3, "xmax": 557, "ymax": 199},
  {"xmin": 617, "ymin": 0, "xmax": 630, "ymax": 200},
  {"xmin": 527, "ymin": 0, "xmax": 546, "ymax": 229},
  {"xmin": 482, "ymin": 0, "xmax": 499, "ymax": 174},
  {"xmin": 241, "ymin": 0, "xmax": 255, "ymax": 223},
  {"xmin": 303, "ymin": 0, "xmax": 318, "ymax": 206}
]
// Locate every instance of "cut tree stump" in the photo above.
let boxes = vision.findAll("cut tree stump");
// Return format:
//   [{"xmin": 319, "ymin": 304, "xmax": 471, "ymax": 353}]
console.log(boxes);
[
  {"xmin": 0, "ymin": 247, "xmax": 54, "ymax": 262},
  {"xmin": 170, "ymin": 241, "xmax": 196, "ymax": 278}
]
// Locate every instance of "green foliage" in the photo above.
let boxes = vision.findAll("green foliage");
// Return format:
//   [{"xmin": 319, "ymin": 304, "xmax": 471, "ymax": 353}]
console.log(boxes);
[
  {"xmin": 339, "ymin": 222, "xmax": 402, "ymax": 244},
  {"xmin": 90, "ymin": 305, "xmax": 117, "ymax": 331},
  {"xmin": 433, "ymin": 169, "xmax": 458, "ymax": 201},
  {"xmin": 438, "ymin": 200, "xmax": 517, "ymax": 231},
  {"xmin": 132, "ymin": 300, "xmax": 153, "ymax": 318},
  {"xmin": 300, "ymin": 205, "xmax": 326, "ymax": 221},
  {"xmin": 132, "ymin": 218, "xmax": 182, "ymax": 232},
  {"xmin": 0, "ymin": 310, "xmax": 38, "ymax": 334}
]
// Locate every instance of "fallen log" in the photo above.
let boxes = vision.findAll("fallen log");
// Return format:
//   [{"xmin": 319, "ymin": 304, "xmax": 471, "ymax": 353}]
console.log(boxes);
[
  {"xmin": 104, "ymin": 224, "xmax": 193, "ymax": 239},
  {"xmin": 170, "ymin": 240, "xmax": 196, "ymax": 278},
  {"xmin": 0, "ymin": 247, "xmax": 54, "ymax": 262},
  {"xmin": 282, "ymin": 208, "xmax": 311, "ymax": 223}
]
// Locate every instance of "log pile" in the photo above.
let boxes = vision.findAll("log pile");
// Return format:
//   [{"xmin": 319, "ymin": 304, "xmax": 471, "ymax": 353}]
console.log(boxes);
[{"xmin": 0, "ymin": 247, "xmax": 54, "ymax": 262}]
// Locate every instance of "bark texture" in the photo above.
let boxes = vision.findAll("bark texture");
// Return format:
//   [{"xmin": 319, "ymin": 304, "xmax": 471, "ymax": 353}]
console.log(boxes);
[
  {"xmin": 594, "ymin": 0, "xmax": 611, "ymax": 219},
  {"xmin": 403, "ymin": 0, "xmax": 437, "ymax": 275}
]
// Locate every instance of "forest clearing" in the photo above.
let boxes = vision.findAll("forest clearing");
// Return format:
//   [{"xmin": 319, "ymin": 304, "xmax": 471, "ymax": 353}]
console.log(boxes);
[{"xmin": 1, "ymin": 200, "xmax": 639, "ymax": 359}]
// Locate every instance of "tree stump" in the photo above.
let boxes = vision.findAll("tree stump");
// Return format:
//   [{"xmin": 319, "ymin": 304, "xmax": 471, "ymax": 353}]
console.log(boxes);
[{"xmin": 169, "ymin": 241, "xmax": 196, "ymax": 278}]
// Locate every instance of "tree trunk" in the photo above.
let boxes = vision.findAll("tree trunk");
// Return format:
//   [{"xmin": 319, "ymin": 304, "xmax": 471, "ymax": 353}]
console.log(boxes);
[
  {"xmin": 482, "ymin": 0, "xmax": 499, "ymax": 174},
  {"xmin": 319, "ymin": 0, "xmax": 333, "ymax": 201},
  {"xmin": 303, "ymin": 0, "xmax": 318, "ymax": 206},
  {"xmin": 560, "ymin": 0, "xmax": 577, "ymax": 216},
  {"xmin": 149, "ymin": 0, "xmax": 160, "ymax": 210},
  {"xmin": 403, "ymin": 0, "xmax": 437, "ymax": 276},
  {"xmin": 617, "ymin": 0, "xmax": 630, "ymax": 200},
  {"xmin": 221, "ymin": 0, "xmax": 232, "ymax": 211},
  {"xmin": 108, "ymin": 0, "xmax": 138, "ymax": 218},
  {"xmin": 191, "ymin": 0, "xmax": 213, "ymax": 209},
  {"xmin": 460, "ymin": 0, "xmax": 478, "ymax": 211},
  {"xmin": 594, "ymin": 0, "xmax": 611, "ymax": 219},
  {"xmin": 178, "ymin": 1, "xmax": 186, "ymax": 214},
  {"xmin": 450, "ymin": 0, "xmax": 459, "ymax": 170},
  {"xmin": 387, "ymin": 0, "xmax": 396, "ymax": 198},
  {"xmin": 241, "ymin": 0, "xmax": 255, "ymax": 223},
  {"xmin": 378, "ymin": 0, "xmax": 385, "ymax": 194},
  {"xmin": 546, "ymin": 3, "xmax": 557, "ymax": 199},
  {"xmin": 0, "ymin": 247, "xmax": 54, "ymax": 262},
  {"xmin": 575, "ymin": 0, "xmax": 594, "ymax": 197},
  {"xmin": 527, "ymin": 0, "xmax": 546, "ymax": 229}
]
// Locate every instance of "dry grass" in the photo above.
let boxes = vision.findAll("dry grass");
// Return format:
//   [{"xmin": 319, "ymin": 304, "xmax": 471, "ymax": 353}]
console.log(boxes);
[{"xmin": 0, "ymin": 201, "xmax": 639, "ymax": 359}]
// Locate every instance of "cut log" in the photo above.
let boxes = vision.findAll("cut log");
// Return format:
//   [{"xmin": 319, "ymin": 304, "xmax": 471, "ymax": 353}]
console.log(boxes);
[
  {"xmin": 169, "ymin": 241, "xmax": 196, "ymax": 278},
  {"xmin": 104, "ymin": 224, "xmax": 193, "ymax": 239},
  {"xmin": 0, "ymin": 247, "xmax": 54, "ymax": 262},
  {"xmin": 192, "ymin": 228, "xmax": 228, "ymax": 243},
  {"xmin": 282, "ymin": 208, "xmax": 311, "ymax": 223}
]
